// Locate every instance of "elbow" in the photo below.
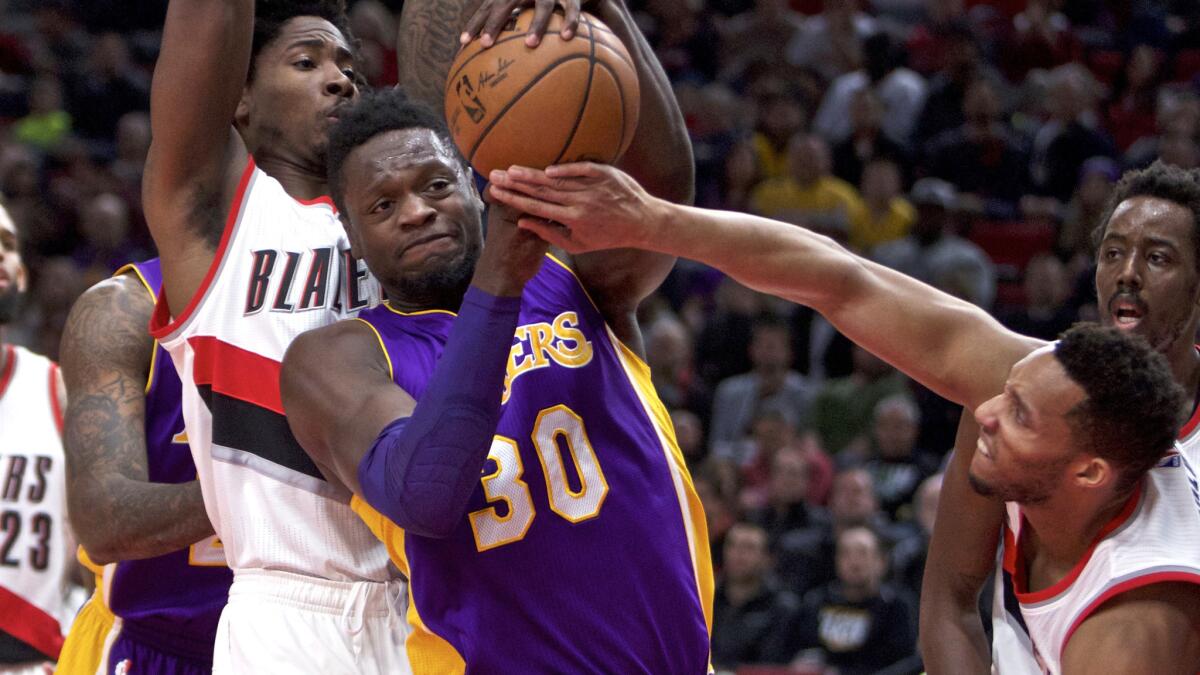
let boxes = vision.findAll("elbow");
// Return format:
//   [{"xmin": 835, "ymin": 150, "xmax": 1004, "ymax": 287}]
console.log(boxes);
[{"xmin": 389, "ymin": 481, "xmax": 472, "ymax": 539}]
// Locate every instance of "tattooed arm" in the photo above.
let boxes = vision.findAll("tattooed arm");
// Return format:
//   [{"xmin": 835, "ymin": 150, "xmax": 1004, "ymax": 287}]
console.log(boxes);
[
  {"xmin": 395, "ymin": 0, "xmax": 476, "ymax": 110},
  {"xmin": 61, "ymin": 274, "xmax": 213, "ymax": 565}
]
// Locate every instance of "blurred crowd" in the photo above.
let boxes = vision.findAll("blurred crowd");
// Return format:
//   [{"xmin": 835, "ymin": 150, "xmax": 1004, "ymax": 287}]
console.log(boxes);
[{"xmin": 2, "ymin": 0, "xmax": 1199, "ymax": 672}]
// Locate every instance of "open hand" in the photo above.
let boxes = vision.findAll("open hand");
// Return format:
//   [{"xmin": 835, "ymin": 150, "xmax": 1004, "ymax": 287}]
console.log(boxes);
[
  {"xmin": 487, "ymin": 162, "xmax": 665, "ymax": 254},
  {"xmin": 461, "ymin": 0, "xmax": 584, "ymax": 48}
]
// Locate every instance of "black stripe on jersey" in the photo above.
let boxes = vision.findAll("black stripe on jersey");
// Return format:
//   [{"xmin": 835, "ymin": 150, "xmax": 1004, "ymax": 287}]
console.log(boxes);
[
  {"xmin": 198, "ymin": 386, "xmax": 326, "ymax": 481},
  {"xmin": 1000, "ymin": 568, "xmax": 1031, "ymax": 636}
]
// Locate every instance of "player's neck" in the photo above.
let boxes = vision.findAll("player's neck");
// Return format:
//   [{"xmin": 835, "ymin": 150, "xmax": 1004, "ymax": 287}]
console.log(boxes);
[
  {"xmin": 0, "ymin": 330, "xmax": 9, "ymax": 374},
  {"xmin": 1165, "ymin": 337, "xmax": 1200, "ymax": 421},
  {"xmin": 255, "ymin": 155, "xmax": 329, "ymax": 203},
  {"xmin": 1021, "ymin": 487, "xmax": 1133, "ymax": 589}
]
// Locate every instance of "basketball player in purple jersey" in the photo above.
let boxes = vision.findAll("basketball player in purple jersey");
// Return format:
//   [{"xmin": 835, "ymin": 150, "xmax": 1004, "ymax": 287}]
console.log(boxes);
[
  {"xmin": 57, "ymin": 258, "xmax": 231, "ymax": 675},
  {"xmin": 280, "ymin": 89, "xmax": 712, "ymax": 671}
]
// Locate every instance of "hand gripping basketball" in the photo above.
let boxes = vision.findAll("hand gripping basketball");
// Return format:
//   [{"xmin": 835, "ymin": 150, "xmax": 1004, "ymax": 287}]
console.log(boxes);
[{"xmin": 445, "ymin": 8, "xmax": 640, "ymax": 176}]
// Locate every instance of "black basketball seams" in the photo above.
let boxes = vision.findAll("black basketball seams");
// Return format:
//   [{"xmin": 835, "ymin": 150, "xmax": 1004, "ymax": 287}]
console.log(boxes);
[
  {"xmin": 552, "ymin": 13, "xmax": 598, "ymax": 165},
  {"xmin": 466, "ymin": 53, "xmax": 596, "ymax": 162}
]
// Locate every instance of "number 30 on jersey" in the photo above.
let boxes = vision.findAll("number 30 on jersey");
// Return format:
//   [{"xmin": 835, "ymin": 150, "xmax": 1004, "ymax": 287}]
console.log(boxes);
[{"xmin": 468, "ymin": 404, "xmax": 609, "ymax": 552}]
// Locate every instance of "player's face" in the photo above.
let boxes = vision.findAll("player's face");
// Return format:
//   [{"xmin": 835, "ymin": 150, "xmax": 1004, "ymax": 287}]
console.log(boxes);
[
  {"xmin": 237, "ymin": 16, "xmax": 358, "ymax": 168},
  {"xmin": 1095, "ymin": 196, "xmax": 1200, "ymax": 353},
  {"xmin": 969, "ymin": 350, "xmax": 1086, "ymax": 504},
  {"xmin": 0, "ymin": 207, "xmax": 27, "ymax": 324},
  {"xmin": 340, "ymin": 128, "xmax": 484, "ymax": 307}
]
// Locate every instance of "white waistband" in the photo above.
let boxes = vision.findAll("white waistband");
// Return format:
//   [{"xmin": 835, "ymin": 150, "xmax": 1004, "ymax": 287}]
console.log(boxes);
[{"xmin": 229, "ymin": 568, "xmax": 406, "ymax": 618}]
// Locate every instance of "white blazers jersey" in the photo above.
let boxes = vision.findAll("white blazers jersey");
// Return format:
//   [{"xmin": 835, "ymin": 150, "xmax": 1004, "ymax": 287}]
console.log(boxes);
[
  {"xmin": 996, "ymin": 452, "xmax": 1200, "ymax": 674},
  {"xmin": 991, "ymin": 396, "xmax": 1200, "ymax": 674},
  {"xmin": 149, "ymin": 158, "xmax": 392, "ymax": 581},
  {"xmin": 0, "ymin": 345, "xmax": 72, "ymax": 660}
]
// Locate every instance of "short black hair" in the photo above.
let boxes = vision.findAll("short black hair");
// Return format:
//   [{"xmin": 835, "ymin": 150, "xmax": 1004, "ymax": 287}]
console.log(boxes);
[
  {"xmin": 249, "ymin": 0, "xmax": 355, "ymax": 82},
  {"xmin": 326, "ymin": 87, "xmax": 465, "ymax": 214},
  {"xmin": 1054, "ymin": 324, "xmax": 1186, "ymax": 492},
  {"xmin": 1095, "ymin": 161, "xmax": 1200, "ymax": 271}
]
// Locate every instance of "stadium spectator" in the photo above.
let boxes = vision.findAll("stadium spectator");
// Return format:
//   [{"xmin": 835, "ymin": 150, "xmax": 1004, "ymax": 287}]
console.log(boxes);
[
  {"xmin": 862, "ymin": 395, "xmax": 938, "ymax": 519},
  {"xmin": 63, "ymin": 32, "xmax": 149, "ymax": 148},
  {"xmin": 792, "ymin": 526, "xmax": 920, "ymax": 675},
  {"xmin": 1029, "ymin": 63, "xmax": 1115, "ymax": 202},
  {"xmin": 830, "ymin": 90, "xmax": 912, "ymax": 190},
  {"xmin": 711, "ymin": 522, "xmax": 801, "ymax": 669},
  {"xmin": 645, "ymin": 314, "xmax": 712, "ymax": 424},
  {"xmin": 853, "ymin": 157, "xmax": 915, "ymax": 252},
  {"xmin": 997, "ymin": 253, "xmax": 1075, "ymax": 340},
  {"xmin": 810, "ymin": 345, "xmax": 908, "ymax": 457},
  {"xmin": 873, "ymin": 177, "xmax": 997, "ymax": 308},
  {"xmin": 752, "ymin": 446, "xmax": 836, "ymax": 597},
  {"xmin": 813, "ymin": 32, "xmax": 927, "ymax": 146},
  {"xmin": 922, "ymin": 79, "xmax": 1030, "ymax": 214},
  {"xmin": 709, "ymin": 313, "xmax": 814, "ymax": 456},
  {"xmin": 786, "ymin": 1, "xmax": 877, "ymax": 83},
  {"xmin": 750, "ymin": 133, "xmax": 869, "ymax": 241}
]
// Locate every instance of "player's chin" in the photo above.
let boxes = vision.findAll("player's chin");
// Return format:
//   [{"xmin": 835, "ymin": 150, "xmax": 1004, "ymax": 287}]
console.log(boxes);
[{"xmin": 966, "ymin": 464, "xmax": 997, "ymax": 498}]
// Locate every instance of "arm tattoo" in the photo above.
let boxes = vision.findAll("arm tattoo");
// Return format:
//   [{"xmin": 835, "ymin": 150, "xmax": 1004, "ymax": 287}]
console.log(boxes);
[
  {"xmin": 61, "ymin": 276, "xmax": 213, "ymax": 563},
  {"xmin": 396, "ymin": 0, "xmax": 478, "ymax": 109}
]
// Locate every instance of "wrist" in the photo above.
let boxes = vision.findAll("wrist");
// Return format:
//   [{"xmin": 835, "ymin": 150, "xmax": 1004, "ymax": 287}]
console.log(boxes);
[
  {"xmin": 636, "ymin": 196, "xmax": 675, "ymax": 252},
  {"xmin": 462, "ymin": 285, "xmax": 523, "ymax": 313}
]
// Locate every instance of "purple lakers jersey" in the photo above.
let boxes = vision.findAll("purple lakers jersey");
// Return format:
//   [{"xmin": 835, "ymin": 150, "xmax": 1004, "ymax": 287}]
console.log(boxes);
[
  {"xmin": 352, "ymin": 255, "xmax": 713, "ymax": 673},
  {"xmin": 96, "ymin": 260, "xmax": 232, "ymax": 660}
]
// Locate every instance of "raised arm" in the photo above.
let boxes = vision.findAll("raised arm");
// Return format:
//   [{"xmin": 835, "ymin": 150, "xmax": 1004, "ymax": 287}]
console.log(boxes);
[
  {"xmin": 61, "ymin": 275, "xmax": 213, "ymax": 565},
  {"xmin": 1061, "ymin": 583, "xmax": 1200, "ymax": 674},
  {"xmin": 143, "ymin": 0, "xmax": 252, "ymax": 315},
  {"xmin": 918, "ymin": 412, "xmax": 1000, "ymax": 674},
  {"xmin": 489, "ymin": 164, "xmax": 1042, "ymax": 408}
]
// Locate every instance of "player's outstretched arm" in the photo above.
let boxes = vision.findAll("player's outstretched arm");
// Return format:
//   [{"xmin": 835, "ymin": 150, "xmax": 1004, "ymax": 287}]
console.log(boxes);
[
  {"xmin": 283, "ymin": 206, "xmax": 547, "ymax": 537},
  {"xmin": 61, "ymin": 275, "xmax": 213, "ymax": 565},
  {"xmin": 143, "ymin": 0, "xmax": 251, "ymax": 315},
  {"xmin": 919, "ymin": 413, "xmax": 998, "ymax": 675},
  {"xmin": 489, "ymin": 163, "xmax": 1043, "ymax": 408},
  {"xmin": 395, "ymin": 0, "xmax": 585, "ymax": 111},
  {"xmin": 1060, "ymin": 582, "xmax": 1200, "ymax": 674}
]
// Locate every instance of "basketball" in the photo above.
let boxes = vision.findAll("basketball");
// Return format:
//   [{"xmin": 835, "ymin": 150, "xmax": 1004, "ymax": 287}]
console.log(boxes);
[{"xmin": 444, "ymin": 9, "xmax": 640, "ymax": 176}]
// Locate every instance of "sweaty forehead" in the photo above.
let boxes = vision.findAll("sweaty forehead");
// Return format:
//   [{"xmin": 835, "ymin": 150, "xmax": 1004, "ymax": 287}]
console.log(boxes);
[
  {"xmin": 1105, "ymin": 195, "xmax": 1194, "ymax": 245},
  {"xmin": 1013, "ymin": 350, "xmax": 1085, "ymax": 418},
  {"xmin": 270, "ymin": 16, "xmax": 351, "ymax": 54},
  {"xmin": 359, "ymin": 129, "xmax": 456, "ymax": 173}
]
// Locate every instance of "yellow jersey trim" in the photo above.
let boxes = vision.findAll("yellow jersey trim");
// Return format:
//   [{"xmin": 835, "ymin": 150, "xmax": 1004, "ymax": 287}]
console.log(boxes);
[
  {"xmin": 604, "ymin": 325, "xmax": 715, "ymax": 639},
  {"xmin": 352, "ymin": 318, "xmax": 395, "ymax": 380},
  {"xmin": 113, "ymin": 263, "xmax": 160, "ymax": 395},
  {"xmin": 383, "ymin": 302, "xmax": 457, "ymax": 317},
  {"xmin": 349, "ymin": 496, "xmax": 466, "ymax": 674}
]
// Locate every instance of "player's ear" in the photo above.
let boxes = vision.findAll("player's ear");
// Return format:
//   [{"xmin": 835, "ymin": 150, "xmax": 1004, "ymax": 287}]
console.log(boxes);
[
  {"xmin": 1073, "ymin": 455, "xmax": 1113, "ymax": 491},
  {"xmin": 234, "ymin": 88, "xmax": 251, "ymax": 130},
  {"xmin": 14, "ymin": 261, "xmax": 26, "ymax": 293}
]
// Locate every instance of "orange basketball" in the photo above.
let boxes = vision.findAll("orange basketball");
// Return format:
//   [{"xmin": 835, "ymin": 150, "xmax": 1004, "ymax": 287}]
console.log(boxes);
[{"xmin": 444, "ymin": 9, "xmax": 640, "ymax": 176}]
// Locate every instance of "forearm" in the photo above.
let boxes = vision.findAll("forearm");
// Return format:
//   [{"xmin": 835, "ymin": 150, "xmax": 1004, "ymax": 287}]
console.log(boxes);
[
  {"xmin": 918, "ymin": 594, "xmax": 991, "ymax": 675},
  {"xmin": 72, "ymin": 479, "xmax": 213, "ymax": 564},
  {"xmin": 357, "ymin": 287, "xmax": 522, "ymax": 537}
]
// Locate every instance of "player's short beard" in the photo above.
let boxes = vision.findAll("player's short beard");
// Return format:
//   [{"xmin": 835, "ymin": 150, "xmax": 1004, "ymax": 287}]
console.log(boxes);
[
  {"xmin": 390, "ymin": 242, "xmax": 482, "ymax": 310},
  {"xmin": 967, "ymin": 464, "xmax": 1061, "ymax": 505},
  {"xmin": 0, "ymin": 286, "xmax": 24, "ymax": 325}
]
